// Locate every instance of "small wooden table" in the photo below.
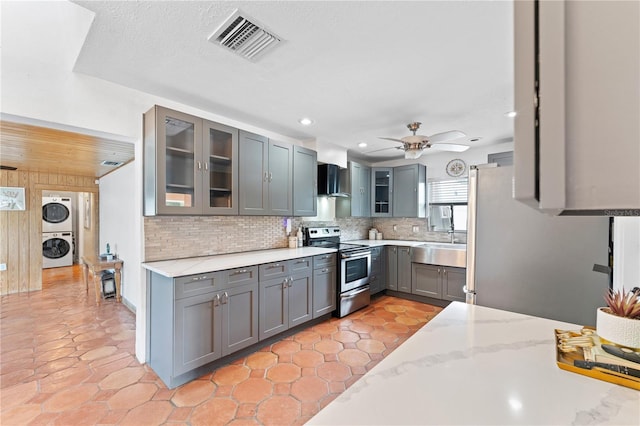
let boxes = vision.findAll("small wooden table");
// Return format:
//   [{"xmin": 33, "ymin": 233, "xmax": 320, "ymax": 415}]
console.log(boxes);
[{"xmin": 81, "ymin": 255, "xmax": 123, "ymax": 305}]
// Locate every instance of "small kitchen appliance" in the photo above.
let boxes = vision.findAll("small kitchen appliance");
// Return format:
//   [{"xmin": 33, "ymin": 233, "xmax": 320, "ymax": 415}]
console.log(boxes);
[{"xmin": 304, "ymin": 226, "xmax": 371, "ymax": 317}]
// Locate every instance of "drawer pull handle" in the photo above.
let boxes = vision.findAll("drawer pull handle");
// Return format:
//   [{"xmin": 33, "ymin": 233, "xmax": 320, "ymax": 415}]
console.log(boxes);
[{"xmin": 231, "ymin": 269, "xmax": 248, "ymax": 276}]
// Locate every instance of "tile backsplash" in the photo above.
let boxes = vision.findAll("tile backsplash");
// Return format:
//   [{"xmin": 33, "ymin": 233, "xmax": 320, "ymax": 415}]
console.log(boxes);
[{"xmin": 144, "ymin": 215, "xmax": 464, "ymax": 262}]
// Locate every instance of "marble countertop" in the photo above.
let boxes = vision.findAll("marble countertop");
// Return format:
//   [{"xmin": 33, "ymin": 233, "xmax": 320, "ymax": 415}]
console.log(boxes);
[
  {"xmin": 349, "ymin": 239, "xmax": 466, "ymax": 250},
  {"xmin": 309, "ymin": 302, "xmax": 640, "ymax": 425},
  {"xmin": 141, "ymin": 247, "xmax": 336, "ymax": 278}
]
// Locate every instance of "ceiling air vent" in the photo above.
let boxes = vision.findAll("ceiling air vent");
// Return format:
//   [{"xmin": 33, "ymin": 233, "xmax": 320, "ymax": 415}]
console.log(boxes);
[
  {"xmin": 208, "ymin": 9, "xmax": 282, "ymax": 61},
  {"xmin": 100, "ymin": 160, "xmax": 124, "ymax": 167}
]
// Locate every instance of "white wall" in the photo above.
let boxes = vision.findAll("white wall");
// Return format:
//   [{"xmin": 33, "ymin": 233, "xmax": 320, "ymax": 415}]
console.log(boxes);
[{"xmin": 613, "ymin": 217, "xmax": 640, "ymax": 292}]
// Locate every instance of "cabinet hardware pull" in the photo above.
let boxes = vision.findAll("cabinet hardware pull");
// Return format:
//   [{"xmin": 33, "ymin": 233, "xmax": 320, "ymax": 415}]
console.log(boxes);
[
  {"xmin": 269, "ymin": 172, "xmax": 273, "ymax": 182},
  {"xmin": 197, "ymin": 161, "xmax": 202, "ymax": 170},
  {"xmin": 204, "ymin": 162, "xmax": 208, "ymax": 171},
  {"xmin": 282, "ymin": 278, "xmax": 289, "ymax": 289},
  {"xmin": 214, "ymin": 294, "xmax": 220, "ymax": 306},
  {"xmin": 288, "ymin": 277, "xmax": 293, "ymax": 287},
  {"xmin": 222, "ymin": 292, "xmax": 229, "ymax": 304},
  {"xmin": 264, "ymin": 172, "xmax": 268, "ymax": 182},
  {"xmin": 322, "ymin": 268, "xmax": 327, "ymax": 273},
  {"xmin": 231, "ymin": 269, "xmax": 248, "ymax": 276}
]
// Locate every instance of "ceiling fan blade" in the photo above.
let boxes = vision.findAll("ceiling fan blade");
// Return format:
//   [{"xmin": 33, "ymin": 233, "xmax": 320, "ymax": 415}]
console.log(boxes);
[
  {"xmin": 428, "ymin": 130, "xmax": 466, "ymax": 143},
  {"xmin": 366, "ymin": 146, "xmax": 401, "ymax": 154},
  {"xmin": 428, "ymin": 143, "xmax": 470, "ymax": 152},
  {"xmin": 378, "ymin": 137, "xmax": 405, "ymax": 143}
]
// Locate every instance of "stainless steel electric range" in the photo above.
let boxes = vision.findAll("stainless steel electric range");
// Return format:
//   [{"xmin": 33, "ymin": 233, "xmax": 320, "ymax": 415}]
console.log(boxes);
[{"xmin": 304, "ymin": 226, "xmax": 371, "ymax": 317}]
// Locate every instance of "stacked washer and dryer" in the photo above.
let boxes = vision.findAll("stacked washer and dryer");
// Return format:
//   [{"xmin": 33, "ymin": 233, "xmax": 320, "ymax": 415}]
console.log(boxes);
[{"xmin": 42, "ymin": 197, "xmax": 74, "ymax": 268}]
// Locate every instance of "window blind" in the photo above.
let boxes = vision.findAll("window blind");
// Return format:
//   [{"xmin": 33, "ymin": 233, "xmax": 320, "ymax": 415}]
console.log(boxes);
[{"xmin": 429, "ymin": 178, "xmax": 468, "ymax": 204}]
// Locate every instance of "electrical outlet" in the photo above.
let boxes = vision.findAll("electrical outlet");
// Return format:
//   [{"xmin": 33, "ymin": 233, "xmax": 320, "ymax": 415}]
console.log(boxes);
[
  {"xmin": 0, "ymin": 263, "xmax": 6, "ymax": 271},
  {"xmin": 393, "ymin": 225, "xmax": 397, "ymax": 231},
  {"xmin": 412, "ymin": 226, "xmax": 419, "ymax": 233}
]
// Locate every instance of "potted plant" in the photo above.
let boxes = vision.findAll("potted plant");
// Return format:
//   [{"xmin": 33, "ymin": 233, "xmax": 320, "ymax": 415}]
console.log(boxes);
[{"xmin": 596, "ymin": 287, "xmax": 640, "ymax": 349}]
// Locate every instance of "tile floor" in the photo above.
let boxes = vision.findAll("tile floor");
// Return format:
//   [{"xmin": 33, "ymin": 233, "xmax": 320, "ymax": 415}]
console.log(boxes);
[{"xmin": 1, "ymin": 265, "xmax": 443, "ymax": 425}]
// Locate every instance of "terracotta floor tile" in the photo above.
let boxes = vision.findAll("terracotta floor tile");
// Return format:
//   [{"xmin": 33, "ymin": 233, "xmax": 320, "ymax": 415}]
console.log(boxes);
[
  {"xmin": 232, "ymin": 377, "xmax": 273, "ymax": 403},
  {"xmin": 107, "ymin": 383, "xmax": 158, "ymax": 410},
  {"xmin": 2, "ymin": 267, "xmax": 442, "ymax": 426},
  {"xmin": 245, "ymin": 351, "xmax": 277, "ymax": 370},
  {"xmin": 98, "ymin": 366, "xmax": 145, "ymax": 389},
  {"xmin": 119, "ymin": 400, "xmax": 173, "ymax": 426},
  {"xmin": 42, "ymin": 383, "xmax": 98, "ymax": 412},
  {"xmin": 190, "ymin": 398, "xmax": 238, "ymax": 426},
  {"xmin": 291, "ymin": 376, "xmax": 328, "ymax": 402},
  {"xmin": 212, "ymin": 364, "xmax": 251, "ymax": 386},
  {"xmin": 256, "ymin": 395, "xmax": 300, "ymax": 425},
  {"xmin": 266, "ymin": 363, "xmax": 301, "ymax": 383},
  {"xmin": 228, "ymin": 419, "xmax": 260, "ymax": 426},
  {"xmin": 171, "ymin": 379, "xmax": 216, "ymax": 407}
]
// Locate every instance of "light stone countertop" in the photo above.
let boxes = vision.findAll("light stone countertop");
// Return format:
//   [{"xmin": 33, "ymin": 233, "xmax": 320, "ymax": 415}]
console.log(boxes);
[
  {"xmin": 141, "ymin": 247, "xmax": 336, "ymax": 278},
  {"xmin": 349, "ymin": 239, "xmax": 467, "ymax": 250},
  {"xmin": 308, "ymin": 302, "xmax": 640, "ymax": 426}
]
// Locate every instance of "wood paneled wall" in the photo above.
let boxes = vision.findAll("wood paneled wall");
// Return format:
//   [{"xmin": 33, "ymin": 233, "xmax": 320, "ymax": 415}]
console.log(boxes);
[{"xmin": 0, "ymin": 170, "xmax": 99, "ymax": 295}]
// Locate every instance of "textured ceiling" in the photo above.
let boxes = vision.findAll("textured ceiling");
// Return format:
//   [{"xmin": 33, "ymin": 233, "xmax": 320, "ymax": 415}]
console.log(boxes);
[{"xmin": 71, "ymin": 0, "xmax": 514, "ymax": 161}]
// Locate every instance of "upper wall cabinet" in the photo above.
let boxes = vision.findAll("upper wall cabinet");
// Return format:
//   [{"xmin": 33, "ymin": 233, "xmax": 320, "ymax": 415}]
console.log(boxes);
[
  {"xmin": 371, "ymin": 167, "xmax": 393, "ymax": 217},
  {"xmin": 293, "ymin": 146, "xmax": 317, "ymax": 216},
  {"xmin": 238, "ymin": 131, "xmax": 293, "ymax": 216},
  {"xmin": 144, "ymin": 105, "xmax": 239, "ymax": 216},
  {"xmin": 336, "ymin": 161, "xmax": 371, "ymax": 218},
  {"xmin": 393, "ymin": 164, "xmax": 426, "ymax": 218},
  {"xmin": 514, "ymin": 1, "xmax": 640, "ymax": 215}
]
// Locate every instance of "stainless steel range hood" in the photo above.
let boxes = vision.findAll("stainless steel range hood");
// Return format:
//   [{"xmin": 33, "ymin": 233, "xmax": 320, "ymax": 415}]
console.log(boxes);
[{"xmin": 317, "ymin": 164, "xmax": 350, "ymax": 197}]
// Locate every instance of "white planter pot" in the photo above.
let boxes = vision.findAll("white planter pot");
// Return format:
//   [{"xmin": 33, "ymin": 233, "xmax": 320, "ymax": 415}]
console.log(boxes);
[{"xmin": 596, "ymin": 307, "xmax": 640, "ymax": 349}]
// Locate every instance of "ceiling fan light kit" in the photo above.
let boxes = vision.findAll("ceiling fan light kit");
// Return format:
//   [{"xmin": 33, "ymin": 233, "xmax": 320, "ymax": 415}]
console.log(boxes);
[{"xmin": 379, "ymin": 122, "xmax": 470, "ymax": 158}]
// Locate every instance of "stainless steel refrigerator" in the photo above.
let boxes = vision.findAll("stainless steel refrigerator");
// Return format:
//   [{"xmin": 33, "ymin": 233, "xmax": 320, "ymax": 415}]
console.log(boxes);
[{"xmin": 465, "ymin": 165, "xmax": 610, "ymax": 326}]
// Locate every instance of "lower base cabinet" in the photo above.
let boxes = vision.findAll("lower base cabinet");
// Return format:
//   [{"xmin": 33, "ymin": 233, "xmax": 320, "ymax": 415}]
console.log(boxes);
[
  {"xmin": 370, "ymin": 246, "xmax": 385, "ymax": 295},
  {"xmin": 386, "ymin": 246, "xmax": 411, "ymax": 293},
  {"xmin": 313, "ymin": 254, "xmax": 337, "ymax": 317},
  {"xmin": 411, "ymin": 264, "xmax": 466, "ymax": 302}
]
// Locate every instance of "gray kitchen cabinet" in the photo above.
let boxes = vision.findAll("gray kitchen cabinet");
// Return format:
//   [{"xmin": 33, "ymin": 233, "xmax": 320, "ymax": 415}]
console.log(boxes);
[
  {"xmin": 259, "ymin": 259, "xmax": 313, "ymax": 340},
  {"xmin": 148, "ymin": 265, "xmax": 259, "ymax": 388},
  {"xmin": 397, "ymin": 246, "xmax": 412, "ymax": 293},
  {"xmin": 144, "ymin": 105, "xmax": 239, "ymax": 216},
  {"xmin": 369, "ymin": 246, "xmax": 385, "ymax": 295},
  {"xmin": 238, "ymin": 131, "xmax": 293, "ymax": 215},
  {"xmin": 293, "ymin": 146, "xmax": 318, "ymax": 216},
  {"xmin": 336, "ymin": 161, "xmax": 371, "ymax": 217},
  {"xmin": 411, "ymin": 264, "xmax": 466, "ymax": 302},
  {"xmin": 371, "ymin": 168, "xmax": 393, "ymax": 217},
  {"xmin": 411, "ymin": 264, "xmax": 441, "ymax": 298},
  {"xmin": 386, "ymin": 246, "xmax": 398, "ymax": 291},
  {"xmin": 392, "ymin": 164, "xmax": 426, "ymax": 218},
  {"xmin": 313, "ymin": 253, "xmax": 337, "ymax": 317}
]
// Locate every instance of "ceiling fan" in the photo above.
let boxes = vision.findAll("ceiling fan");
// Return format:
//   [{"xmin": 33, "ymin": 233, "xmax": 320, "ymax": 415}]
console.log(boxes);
[{"xmin": 375, "ymin": 122, "xmax": 469, "ymax": 159}]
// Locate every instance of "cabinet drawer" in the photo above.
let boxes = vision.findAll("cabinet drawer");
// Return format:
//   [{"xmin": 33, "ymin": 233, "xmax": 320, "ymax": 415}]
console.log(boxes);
[
  {"xmin": 313, "ymin": 253, "xmax": 336, "ymax": 269},
  {"xmin": 290, "ymin": 257, "xmax": 312, "ymax": 275},
  {"xmin": 175, "ymin": 271, "xmax": 225, "ymax": 299},
  {"xmin": 225, "ymin": 266, "xmax": 258, "ymax": 287},
  {"xmin": 259, "ymin": 261, "xmax": 289, "ymax": 280}
]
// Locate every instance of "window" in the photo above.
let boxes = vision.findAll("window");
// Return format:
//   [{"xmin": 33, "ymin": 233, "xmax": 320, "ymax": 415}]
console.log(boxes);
[{"xmin": 428, "ymin": 178, "xmax": 468, "ymax": 232}]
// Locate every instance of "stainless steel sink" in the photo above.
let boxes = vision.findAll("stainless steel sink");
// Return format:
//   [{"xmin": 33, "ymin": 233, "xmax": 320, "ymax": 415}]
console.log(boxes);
[{"xmin": 411, "ymin": 244, "xmax": 466, "ymax": 268}]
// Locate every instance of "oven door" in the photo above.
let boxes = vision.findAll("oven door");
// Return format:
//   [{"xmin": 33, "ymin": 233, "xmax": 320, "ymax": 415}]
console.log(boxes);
[{"xmin": 340, "ymin": 250, "xmax": 371, "ymax": 293}]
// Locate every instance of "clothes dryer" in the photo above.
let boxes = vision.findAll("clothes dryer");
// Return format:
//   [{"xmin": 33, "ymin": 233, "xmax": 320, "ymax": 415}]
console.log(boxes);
[
  {"xmin": 42, "ymin": 232, "xmax": 73, "ymax": 268},
  {"xmin": 42, "ymin": 196, "xmax": 72, "ymax": 232}
]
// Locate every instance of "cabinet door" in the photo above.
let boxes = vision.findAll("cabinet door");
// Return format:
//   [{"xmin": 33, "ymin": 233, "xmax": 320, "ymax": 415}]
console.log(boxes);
[
  {"xmin": 152, "ymin": 106, "xmax": 203, "ymax": 215},
  {"xmin": 360, "ymin": 165, "xmax": 371, "ymax": 217},
  {"xmin": 350, "ymin": 162, "xmax": 363, "ymax": 217},
  {"xmin": 370, "ymin": 247, "xmax": 385, "ymax": 295},
  {"xmin": 239, "ymin": 131, "xmax": 269, "ymax": 215},
  {"xmin": 372, "ymin": 168, "xmax": 393, "ymax": 217},
  {"xmin": 268, "ymin": 140, "xmax": 293, "ymax": 215},
  {"xmin": 313, "ymin": 266, "xmax": 336, "ymax": 318},
  {"xmin": 259, "ymin": 277, "xmax": 289, "ymax": 340},
  {"xmin": 288, "ymin": 273, "xmax": 313, "ymax": 327},
  {"xmin": 293, "ymin": 146, "xmax": 317, "ymax": 216},
  {"xmin": 386, "ymin": 246, "xmax": 398, "ymax": 290},
  {"xmin": 442, "ymin": 267, "xmax": 466, "ymax": 302},
  {"xmin": 393, "ymin": 164, "xmax": 426, "ymax": 218},
  {"xmin": 411, "ymin": 264, "xmax": 442, "ymax": 299},
  {"xmin": 221, "ymin": 283, "xmax": 259, "ymax": 356},
  {"xmin": 397, "ymin": 247, "xmax": 412, "ymax": 293},
  {"xmin": 174, "ymin": 292, "xmax": 221, "ymax": 376},
  {"xmin": 203, "ymin": 121, "xmax": 238, "ymax": 215}
]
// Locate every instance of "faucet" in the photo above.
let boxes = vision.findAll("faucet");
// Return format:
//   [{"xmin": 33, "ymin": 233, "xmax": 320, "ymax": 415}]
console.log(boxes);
[{"xmin": 447, "ymin": 227, "xmax": 455, "ymax": 244}]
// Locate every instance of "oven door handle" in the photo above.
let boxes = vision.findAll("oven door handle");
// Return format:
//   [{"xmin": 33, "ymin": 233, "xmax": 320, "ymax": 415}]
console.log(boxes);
[
  {"xmin": 341, "ymin": 251, "xmax": 371, "ymax": 260},
  {"xmin": 342, "ymin": 286, "xmax": 370, "ymax": 297}
]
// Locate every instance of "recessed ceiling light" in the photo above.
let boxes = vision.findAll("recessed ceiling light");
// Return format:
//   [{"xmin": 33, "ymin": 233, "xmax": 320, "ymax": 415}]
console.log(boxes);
[
  {"xmin": 505, "ymin": 111, "xmax": 517, "ymax": 118},
  {"xmin": 298, "ymin": 117, "xmax": 314, "ymax": 126},
  {"xmin": 358, "ymin": 142, "xmax": 367, "ymax": 148}
]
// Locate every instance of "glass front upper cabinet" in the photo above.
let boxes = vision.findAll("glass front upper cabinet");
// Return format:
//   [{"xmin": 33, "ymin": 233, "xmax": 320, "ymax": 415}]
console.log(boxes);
[
  {"xmin": 204, "ymin": 121, "xmax": 238, "ymax": 214},
  {"xmin": 372, "ymin": 167, "xmax": 393, "ymax": 217}
]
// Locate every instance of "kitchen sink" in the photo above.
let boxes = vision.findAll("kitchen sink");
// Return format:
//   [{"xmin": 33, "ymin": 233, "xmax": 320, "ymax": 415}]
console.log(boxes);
[{"xmin": 411, "ymin": 244, "xmax": 466, "ymax": 268}]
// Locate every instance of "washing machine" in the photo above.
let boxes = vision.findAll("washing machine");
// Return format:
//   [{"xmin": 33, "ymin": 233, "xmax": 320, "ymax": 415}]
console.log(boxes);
[
  {"xmin": 42, "ymin": 196, "xmax": 72, "ymax": 232},
  {"xmin": 42, "ymin": 232, "xmax": 73, "ymax": 268}
]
